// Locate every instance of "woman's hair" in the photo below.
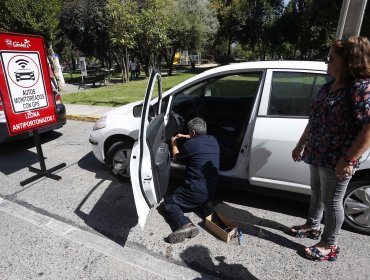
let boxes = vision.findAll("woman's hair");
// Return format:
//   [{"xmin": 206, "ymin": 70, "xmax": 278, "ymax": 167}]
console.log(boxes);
[
  {"xmin": 332, "ymin": 36, "xmax": 370, "ymax": 80},
  {"xmin": 187, "ymin": 117, "xmax": 207, "ymax": 135}
]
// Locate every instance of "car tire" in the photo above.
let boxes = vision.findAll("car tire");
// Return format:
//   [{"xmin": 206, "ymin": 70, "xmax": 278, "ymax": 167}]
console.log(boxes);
[
  {"xmin": 106, "ymin": 141, "xmax": 133, "ymax": 180},
  {"xmin": 343, "ymin": 179, "xmax": 370, "ymax": 235}
]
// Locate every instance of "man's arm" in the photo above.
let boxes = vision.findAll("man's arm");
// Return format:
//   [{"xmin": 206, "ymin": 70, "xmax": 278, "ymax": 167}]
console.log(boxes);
[
  {"xmin": 171, "ymin": 133, "xmax": 190, "ymax": 160},
  {"xmin": 171, "ymin": 136, "xmax": 180, "ymax": 159}
]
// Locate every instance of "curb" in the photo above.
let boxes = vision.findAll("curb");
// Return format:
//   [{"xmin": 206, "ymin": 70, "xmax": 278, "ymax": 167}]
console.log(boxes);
[
  {"xmin": 0, "ymin": 198, "xmax": 204, "ymax": 279},
  {"xmin": 66, "ymin": 114, "xmax": 99, "ymax": 122}
]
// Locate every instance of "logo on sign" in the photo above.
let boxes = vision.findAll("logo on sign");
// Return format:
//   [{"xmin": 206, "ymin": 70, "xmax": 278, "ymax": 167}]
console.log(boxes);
[
  {"xmin": 4, "ymin": 38, "xmax": 31, "ymax": 48},
  {"xmin": 7, "ymin": 54, "xmax": 39, "ymax": 88},
  {"xmin": 5, "ymin": 39, "xmax": 12, "ymax": 47}
]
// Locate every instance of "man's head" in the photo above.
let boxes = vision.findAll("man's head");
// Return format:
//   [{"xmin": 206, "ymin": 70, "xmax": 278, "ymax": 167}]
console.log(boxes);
[{"xmin": 187, "ymin": 117, "xmax": 207, "ymax": 137}]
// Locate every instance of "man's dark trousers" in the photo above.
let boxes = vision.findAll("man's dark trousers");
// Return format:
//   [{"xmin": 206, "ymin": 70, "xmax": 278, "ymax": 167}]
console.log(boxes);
[{"xmin": 164, "ymin": 182, "xmax": 208, "ymax": 231}]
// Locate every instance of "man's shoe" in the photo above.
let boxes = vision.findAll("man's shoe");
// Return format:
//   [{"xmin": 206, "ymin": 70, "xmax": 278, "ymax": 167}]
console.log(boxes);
[{"xmin": 166, "ymin": 223, "xmax": 199, "ymax": 244}]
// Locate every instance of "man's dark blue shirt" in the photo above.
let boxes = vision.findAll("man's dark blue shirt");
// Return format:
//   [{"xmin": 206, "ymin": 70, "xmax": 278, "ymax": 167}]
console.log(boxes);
[{"xmin": 176, "ymin": 134, "xmax": 220, "ymax": 196}]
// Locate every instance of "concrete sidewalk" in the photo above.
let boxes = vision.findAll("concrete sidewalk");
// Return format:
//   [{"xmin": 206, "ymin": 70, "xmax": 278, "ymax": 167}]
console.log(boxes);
[{"xmin": 64, "ymin": 103, "xmax": 114, "ymax": 122}]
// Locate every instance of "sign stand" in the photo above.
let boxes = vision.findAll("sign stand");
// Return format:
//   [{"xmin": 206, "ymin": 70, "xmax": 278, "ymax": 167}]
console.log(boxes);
[
  {"xmin": 20, "ymin": 130, "xmax": 66, "ymax": 186},
  {"xmin": 0, "ymin": 32, "xmax": 66, "ymax": 186}
]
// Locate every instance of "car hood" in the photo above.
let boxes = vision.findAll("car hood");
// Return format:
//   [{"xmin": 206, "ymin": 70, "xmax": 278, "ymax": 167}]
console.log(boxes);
[{"xmin": 104, "ymin": 100, "xmax": 142, "ymax": 117}]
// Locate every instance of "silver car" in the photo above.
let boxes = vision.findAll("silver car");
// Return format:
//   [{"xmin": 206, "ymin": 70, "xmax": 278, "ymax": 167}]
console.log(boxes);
[{"xmin": 90, "ymin": 61, "xmax": 370, "ymax": 234}]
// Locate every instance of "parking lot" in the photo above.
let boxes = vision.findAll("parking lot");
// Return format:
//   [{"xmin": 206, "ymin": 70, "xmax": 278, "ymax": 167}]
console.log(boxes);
[{"xmin": 0, "ymin": 120, "xmax": 369, "ymax": 280}]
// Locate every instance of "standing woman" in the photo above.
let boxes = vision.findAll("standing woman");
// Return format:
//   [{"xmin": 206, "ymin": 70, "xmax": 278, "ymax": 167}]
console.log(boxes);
[{"xmin": 290, "ymin": 36, "xmax": 370, "ymax": 261}]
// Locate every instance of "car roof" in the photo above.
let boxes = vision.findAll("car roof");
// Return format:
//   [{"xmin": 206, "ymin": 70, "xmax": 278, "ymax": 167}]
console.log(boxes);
[
  {"xmin": 164, "ymin": 60, "xmax": 327, "ymax": 96},
  {"xmin": 211, "ymin": 60, "xmax": 325, "ymax": 72}
]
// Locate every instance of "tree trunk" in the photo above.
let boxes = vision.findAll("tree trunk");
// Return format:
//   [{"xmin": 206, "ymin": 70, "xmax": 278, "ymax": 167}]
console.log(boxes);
[
  {"xmin": 113, "ymin": 51, "xmax": 121, "ymax": 69},
  {"xmin": 121, "ymin": 56, "xmax": 125, "ymax": 83},
  {"xmin": 143, "ymin": 56, "xmax": 150, "ymax": 77},
  {"xmin": 48, "ymin": 44, "xmax": 65, "ymax": 88},
  {"xmin": 168, "ymin": 49, "xmax": 177, "ymax": 76},
  {"xmin": 227, "ymin": 33, "xmax": 232, "ymax": 61},
  {"xmin": 125, "ymin": 48, "xmax": 129, "ymax": 82}
]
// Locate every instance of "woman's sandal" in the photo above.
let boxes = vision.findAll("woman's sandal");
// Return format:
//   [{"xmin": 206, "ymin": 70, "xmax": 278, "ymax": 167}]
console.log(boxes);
[
  {"xmin": 288, "ymin": 225, "xmax": 322, "ymax": 239},
  {"xmin": 304, "ymin": 245, "xmax": 340, "ymax": 262}
]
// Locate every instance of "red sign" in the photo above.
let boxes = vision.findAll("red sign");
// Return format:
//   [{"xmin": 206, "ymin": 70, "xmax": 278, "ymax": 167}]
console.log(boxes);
[{"xmin": 0, "ymin": 32, "xmax": 57, "ymax": 135}]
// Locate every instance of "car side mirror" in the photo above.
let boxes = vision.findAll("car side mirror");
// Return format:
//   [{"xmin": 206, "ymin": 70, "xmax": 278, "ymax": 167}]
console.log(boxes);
[
  {"xmin": 133, "ymin": 104, "xmax": 156, "ymax": 119},
  {"xmin": 133, "ymin": 104, "xmax": 142, "ymax": 117}
]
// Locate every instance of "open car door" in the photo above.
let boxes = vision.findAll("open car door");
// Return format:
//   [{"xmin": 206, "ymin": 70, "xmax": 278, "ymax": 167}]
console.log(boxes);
[{"xmin": 130, "ymin": 70, "xmax": 171, "ymax": 227}]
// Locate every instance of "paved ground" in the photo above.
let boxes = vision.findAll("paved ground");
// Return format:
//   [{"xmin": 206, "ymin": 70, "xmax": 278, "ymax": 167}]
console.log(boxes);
[
  {"xmin": 60, "ymin": 82, "xmax": 80, "ymax": 94},
  {"xmin": 1, "ymin": 119, "xmax": 369, "ymax": 279},
  {"xmin": 15, "ymin": 68, "xmax": 367, "ymax": 279}
]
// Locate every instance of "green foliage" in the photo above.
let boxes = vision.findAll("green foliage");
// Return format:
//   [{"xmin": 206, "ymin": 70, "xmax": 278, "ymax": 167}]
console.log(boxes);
[
  {"xmin": 0, "ymin": 0, "xmax": 61, "ymax": 46},
  {"xmin": 60, "ymin": 0, "xmax": 111, "ymax": 60},
  {"xmin": 2, "ymin": 0, "xmax": 364, "ymax": 79},
  {"xmin": 162, "ymin": 0, "xmax": 218, "ymax": 74},
  {"xmin": 107, "ymin": 0, "xmax": 138, "ymax": 49},
  {"xmin": 232, "ymin": 44, "xmax": 256, "ymax": 61},
  {"xmin": 166, "ymin": 0, "xmax": 218, "ymax": 52}
]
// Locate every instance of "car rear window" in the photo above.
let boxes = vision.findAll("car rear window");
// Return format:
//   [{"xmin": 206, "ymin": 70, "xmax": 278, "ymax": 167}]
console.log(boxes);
[{"xmin": 268, "ymin": 71, "xmax": 331, "ymax": 117}]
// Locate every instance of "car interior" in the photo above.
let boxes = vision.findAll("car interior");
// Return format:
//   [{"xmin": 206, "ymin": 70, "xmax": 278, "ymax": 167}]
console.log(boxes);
[
  {"xmin": 162, "ymin": 73, "xmax": 262, "ymax": 171},
  {"xmin": 160, "ymin": 71, "xmax": 332, "ymax": 171}
]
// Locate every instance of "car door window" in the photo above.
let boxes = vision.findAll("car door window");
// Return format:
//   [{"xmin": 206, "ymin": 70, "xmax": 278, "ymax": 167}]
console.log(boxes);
[
  {"xmin": 267, "ymin": 72, "xmax": 331, "ymax": 117},
  {"xmin": 205, "ymin": 73, "xmax": 261, "ymax": 98}
]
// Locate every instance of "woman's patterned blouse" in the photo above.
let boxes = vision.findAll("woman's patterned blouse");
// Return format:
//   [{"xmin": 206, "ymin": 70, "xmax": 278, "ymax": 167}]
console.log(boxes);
[{"xmin": 302, "ymin": 78, "xmax": 370, "ymax": 168}]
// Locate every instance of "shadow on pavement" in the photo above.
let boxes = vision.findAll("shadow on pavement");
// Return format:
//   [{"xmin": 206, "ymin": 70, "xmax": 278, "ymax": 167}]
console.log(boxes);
[
  {"xmin": 76, "ymin": 152, "xmax": 138, "ymax": 246},
  {"xmin": 180, "ymin": 245, "xmax": 258, "ymax": 280},
  {"xmin": 216, "ymin": 184, "xmax": 309, "ymax": 218},
  {"xmin": 0, "ymin": 131, "xmax": 63, "ymax": 175},
  {"xmin": 213, "ymin": 202, "xmax": 303, "ymax": 252}
]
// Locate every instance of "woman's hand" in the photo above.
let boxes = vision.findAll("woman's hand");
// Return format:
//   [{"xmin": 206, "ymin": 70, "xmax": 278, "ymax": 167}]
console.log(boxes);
[
  {"xmin": 335, "ymin": 158, "xmax": 354, "ymax": 181},
  {"xmin": 292, "ymin": 144, "xmax": 304, "ymax": 162}
]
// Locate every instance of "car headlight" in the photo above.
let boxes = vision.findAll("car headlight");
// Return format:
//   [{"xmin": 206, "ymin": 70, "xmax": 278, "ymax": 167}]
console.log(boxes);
[{"xmin": 93, "ymin": 116, "xmax": 107, "ymax": 131}]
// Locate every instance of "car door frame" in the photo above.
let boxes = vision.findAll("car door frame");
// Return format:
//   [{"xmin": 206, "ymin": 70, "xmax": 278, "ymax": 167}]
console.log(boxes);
[{"xmin": 130, "ymin": 69, "xmax": 171, "ymax": 227}]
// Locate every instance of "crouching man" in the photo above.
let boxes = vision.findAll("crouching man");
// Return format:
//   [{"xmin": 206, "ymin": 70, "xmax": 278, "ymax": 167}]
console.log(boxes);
[{"xmin": 164, "ymin": 117, "xmax": 220, "ymax": 243}]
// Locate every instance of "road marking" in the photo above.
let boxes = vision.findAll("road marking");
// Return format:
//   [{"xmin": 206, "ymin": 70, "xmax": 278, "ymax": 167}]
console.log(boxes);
[{"xmin": 0, "ymin": 198, "xmax": 206, "ymax": 280}]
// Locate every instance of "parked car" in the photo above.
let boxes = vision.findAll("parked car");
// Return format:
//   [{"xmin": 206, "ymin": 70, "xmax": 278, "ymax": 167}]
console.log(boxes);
[
  {"xmin": 0, "ymin": 87, "xmax": 66, "ymax": 143},
  {"xmin": 89, "ymin": 61, "xmax": 370, "ymax": 234}
]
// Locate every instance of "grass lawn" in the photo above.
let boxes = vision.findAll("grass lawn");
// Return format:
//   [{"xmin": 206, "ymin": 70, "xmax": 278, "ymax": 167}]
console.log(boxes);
[{"xmin": 61, "ymin": 68, "xmax": 214, "ymax": 107}]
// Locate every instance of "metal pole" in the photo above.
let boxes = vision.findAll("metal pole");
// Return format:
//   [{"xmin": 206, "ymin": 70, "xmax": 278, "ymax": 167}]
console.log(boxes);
[{"xmin": 336, "ymin": 0, "xmax": 368, "ymax": 39}]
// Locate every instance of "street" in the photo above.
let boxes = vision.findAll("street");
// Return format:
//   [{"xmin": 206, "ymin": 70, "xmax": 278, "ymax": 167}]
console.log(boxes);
[{"xmin": 0, "ymin": 120, "xmax": 369, "ymax": 280}]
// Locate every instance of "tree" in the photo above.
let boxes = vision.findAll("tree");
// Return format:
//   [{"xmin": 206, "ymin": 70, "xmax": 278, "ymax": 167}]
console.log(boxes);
[
  {"xmin": 0, "ymin": 0, "xmax": 63, "ymax": 84},
  {"xmin": 60, "ymin": 0, "xmax": 111, "ymax": 63},
  {"xmin": 134, "ymin": 0, "xmax": 170, "ymax": 76},
  {"xmin": 210, "ymin": 0, "xmax": 242, "ymax": 63},
  {"xmin": 237, "ymin": 0, "xmax": 284, "ymax": 60},
  {"xmin": 0, "ymin": 0, "xmax": 61, "ymax": 47},
  {"xmin": 107, "ymin": 0, "xmax": 140, "ymax": 81},
  {"xmin": 164, "ymin": 0, "xmax": 219, "ymax": 74}
]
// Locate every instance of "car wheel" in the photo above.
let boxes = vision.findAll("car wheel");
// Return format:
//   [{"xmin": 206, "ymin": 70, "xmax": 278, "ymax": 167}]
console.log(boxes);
[
  {"xmin": 343, "ymin": 179, "xmax": 370, "ymax": 234},
  {"xmin": 106, "ymin": 141, "xmax": 133, "ymax": 180}
]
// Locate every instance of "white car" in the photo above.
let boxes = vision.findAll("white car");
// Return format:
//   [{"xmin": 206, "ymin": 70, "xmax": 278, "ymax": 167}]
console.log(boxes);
[{"xmin": 89, "ymin": 61, "xmax": 370, "ymax": 234}]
